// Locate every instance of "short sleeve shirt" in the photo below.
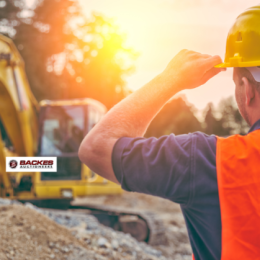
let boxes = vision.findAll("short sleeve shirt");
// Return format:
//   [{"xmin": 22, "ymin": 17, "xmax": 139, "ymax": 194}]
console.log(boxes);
[{"xmin": 112, "ymin": 120, "xmax": 260, "ymax": 260}]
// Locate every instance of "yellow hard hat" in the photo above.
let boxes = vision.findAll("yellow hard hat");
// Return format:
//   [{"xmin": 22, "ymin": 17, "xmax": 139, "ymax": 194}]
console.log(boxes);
[{"xmin": 216, "ymin": 5, "xmax": 260, "ymax": 68}]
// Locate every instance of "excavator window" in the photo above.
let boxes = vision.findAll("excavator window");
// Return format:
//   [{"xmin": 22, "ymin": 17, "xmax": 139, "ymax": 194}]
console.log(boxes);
[
  {"xmin": 39, "ymin": 103, "xmax": 105, "ymax": 181},
  {"xmin": 40, "ymin": 105, "xmax": 85, "ymax": 155},
  {"xmin": 39, "ymin": 105, "xmax": 85, "ymax": 181}
]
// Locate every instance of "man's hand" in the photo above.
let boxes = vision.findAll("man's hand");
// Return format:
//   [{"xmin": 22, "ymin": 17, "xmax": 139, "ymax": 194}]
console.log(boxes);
[
  {"xmin": 79, "ymin": 49, "xmax": 225, "ymax": 183},
  {"xmin": 162, "ymin": 50, "xmax": 225, "ymax": 91}
]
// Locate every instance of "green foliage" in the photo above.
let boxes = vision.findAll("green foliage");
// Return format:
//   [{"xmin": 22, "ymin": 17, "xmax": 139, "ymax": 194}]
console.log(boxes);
[{"xmin": 0, "ymin": 0, "xmax": 137, "ymax": 108}]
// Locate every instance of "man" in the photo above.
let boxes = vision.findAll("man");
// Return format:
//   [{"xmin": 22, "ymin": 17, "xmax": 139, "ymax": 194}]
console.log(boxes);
[{"xmin": 79, "ymin": 5, "xmax": 260, "ymax": 260}]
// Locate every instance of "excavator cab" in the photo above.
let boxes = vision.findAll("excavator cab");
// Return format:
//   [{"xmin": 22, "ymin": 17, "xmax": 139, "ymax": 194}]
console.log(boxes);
[
  {"xmin": 30, "ymin": 99, "xmax": 122, "ymax": 205},
  {"xmin": 0, "ymin": 34, "xmax": 122, "ymax": 204},
  {"xmin": 38, "ymin": 99, "xmax": 103, "ymax": 182},
  {"xmin": 38, "ymin": 103, "xmax": 85, "ymax": 181}
]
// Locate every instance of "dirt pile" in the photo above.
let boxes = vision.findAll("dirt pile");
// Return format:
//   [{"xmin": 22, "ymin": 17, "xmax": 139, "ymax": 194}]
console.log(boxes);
[
  {"xmin": 0, "ymin": 200, "xmax": 168, "ymax": 260},
  {"xmin": 0, "ymin": 192, "xmax": 192, "ymax": 260},
  {"xmin": 0, "ymin": 203, "xmax": 100, "ymax": 260}
]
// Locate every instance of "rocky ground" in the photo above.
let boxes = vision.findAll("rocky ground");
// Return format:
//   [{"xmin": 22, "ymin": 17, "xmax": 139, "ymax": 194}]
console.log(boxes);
[
  {"xmin": 0, "ymin": 192, "xmax": 192, "ymax": 260},
  {"xmin": 74, "ymin": 192, "xmax": 192, "ymax": 259}
]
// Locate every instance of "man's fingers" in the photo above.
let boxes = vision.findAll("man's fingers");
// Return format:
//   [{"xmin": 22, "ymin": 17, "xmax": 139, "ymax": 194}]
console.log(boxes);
[
  {"xmin": 201, "ymin": 54, "xmax": 212, "ymax": 59},
  {"xmin": 164, "ymin": 50, "xmax": 225, "ymax": 91},
  {"xmin": 201, "ymin": 67, "xmax": 224, "ymax": 85},
  {"xmin": 202, "ymin": 55, "xmax": 223, "ymax": 69}
]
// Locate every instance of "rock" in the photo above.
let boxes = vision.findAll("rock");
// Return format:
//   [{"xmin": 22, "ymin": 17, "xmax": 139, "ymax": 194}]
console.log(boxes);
[
  {"xmin": 144, "ymin": 247, "xmax": 162, "ymax": 257},
  {"xmin": 119, "ymin": 239, "xmax": 131, "ymax": 248},
  {"xmin": 111, "ymin": 239, "xmax": 119, "ymax": 250},
  {"xmin": 97, "ymin": 237, "xmax": 110, "ymax": 248},
  {"xmin": 62, "ymin": 246, "xmax": 69, "ymax": 253},
  {"xmin": 24, "ymin": 202, "xmax": 37, "ymax": 210},
  {"xmin": 0, "ymin": 198, "xmax": 22, "ymax": 206}
]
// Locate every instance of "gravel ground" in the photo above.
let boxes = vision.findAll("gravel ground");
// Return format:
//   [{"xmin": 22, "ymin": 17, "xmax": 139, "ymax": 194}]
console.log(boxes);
[
  {"xmin": 0, "ymin": 198, "xmax": 171, "ymax": 260},
  {"xmin": 74, "ymin": 192, "xmax": 192, "ymax": 259},
  {"xmin": 0, "ymin": 193, "xmax": 192, "ymax": 260},
  {"xmin": 0, "ymin": 200, "xmax": 95, "ymax": 260}
]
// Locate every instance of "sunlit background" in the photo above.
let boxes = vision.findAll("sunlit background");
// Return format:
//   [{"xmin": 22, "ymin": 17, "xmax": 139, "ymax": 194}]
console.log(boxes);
[
  {"xmin": 0, "ymin": 0, "xmax": 254, "ymax": 136},
  {"xmin": 81, "ymin": 0, "xmax": 259, "ymax": 110}
]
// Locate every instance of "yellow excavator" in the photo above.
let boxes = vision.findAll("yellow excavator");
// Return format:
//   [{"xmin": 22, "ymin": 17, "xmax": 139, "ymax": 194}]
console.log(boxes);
[
  {"xmin": 0, "ymin": 34, "xmax": 166, "ymax": 245},
  {"xmin": 0, "ymin": 34, "xmax": 122, "ymax": 206}
]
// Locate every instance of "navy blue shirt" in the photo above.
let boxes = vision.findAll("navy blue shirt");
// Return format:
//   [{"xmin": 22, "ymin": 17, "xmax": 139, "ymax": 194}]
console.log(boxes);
[{"xmin": 112, "ymin": 120, "xmax": 260, "ymax": 260}]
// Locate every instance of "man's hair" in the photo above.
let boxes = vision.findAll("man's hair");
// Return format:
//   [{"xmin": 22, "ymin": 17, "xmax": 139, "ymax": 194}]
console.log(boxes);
[{"xmin": 236, "ymin": 67, "xmax": 260, "ymax": 94}]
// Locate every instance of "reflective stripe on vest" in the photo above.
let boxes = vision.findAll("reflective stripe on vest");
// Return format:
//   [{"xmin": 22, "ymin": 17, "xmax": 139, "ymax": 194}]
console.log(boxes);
[{"xmin": 216, "ymin": 131, "xmax": 260, "ymax": 259}]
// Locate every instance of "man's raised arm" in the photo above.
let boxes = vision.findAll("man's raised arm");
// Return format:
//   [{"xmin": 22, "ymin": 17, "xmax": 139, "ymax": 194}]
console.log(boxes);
[{"xmin": 78, "ymin": 50, "xmax": 224, "ymax": 183}]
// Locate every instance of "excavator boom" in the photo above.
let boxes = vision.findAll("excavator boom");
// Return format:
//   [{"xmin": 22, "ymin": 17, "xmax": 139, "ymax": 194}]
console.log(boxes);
[
  {"xmin": 0, "ymin": 34, "xmax": 38, "ymax": 156},
  {"xmin": 0, "ymin": 35, "xmax": 38, "ymax": 197}
]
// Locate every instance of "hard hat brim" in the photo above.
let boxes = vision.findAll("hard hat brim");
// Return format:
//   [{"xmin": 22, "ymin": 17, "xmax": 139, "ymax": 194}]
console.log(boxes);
[
  {"xmin": 215, "ymin": 63, "xmax": 230, "ymax": 68},
  {"xmin": 215, "ymin": 61, "xmax": 260, "ymax": 68}
]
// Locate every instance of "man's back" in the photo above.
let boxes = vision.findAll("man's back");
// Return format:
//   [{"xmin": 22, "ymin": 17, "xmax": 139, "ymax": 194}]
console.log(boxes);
[
  {"xmin": 112, "ymin": 130, "xmax": 221, "ymax": 259},
  {"xmin": 111, "ymin": 120, "xmax": 260, "ymax": 259}
]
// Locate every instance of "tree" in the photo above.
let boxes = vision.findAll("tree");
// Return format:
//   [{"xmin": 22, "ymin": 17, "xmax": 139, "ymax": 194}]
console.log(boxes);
[
  {"xmin": 203, "ymin": 97, "xmax": 249, "ymax": 136},
  {"xmin": 217, "ymin": 97, "xmax": 249, "ymax": 135},
  {"xmin": 65, "ymin": 13, "xmax": 137, "ymax": 108},
  {"xmin": 0, "ymin": 0, "xmax": 137, "ymax": 108},
  {"xmin": 145, "ymin": 96, "xmax": 202, "ymax": 138},
  {"xmin": 203, "ymin": 103, "xmax": 230, "ymax": 136},
  {"xmin": 145, "ymin": 95, "xmax": 249, "ymax": 138}
]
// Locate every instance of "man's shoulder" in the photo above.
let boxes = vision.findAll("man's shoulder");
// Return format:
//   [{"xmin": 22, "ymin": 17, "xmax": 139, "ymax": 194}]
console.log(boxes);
[
  {"xmin": 191, "ymin": 131, "xmax": 217, "ymax": 139},
  {"xmin": 157, "ymin": 131, "xmax": 217, "ymax": 143},
  {"xmin": 191, "ymin": 132, "xmax": 217, "ymax": 161},
  {"xmin": 155, "ymin": 132, "xmax": 217, "ymax": 166},
  {"xmin": 192, "ymin": 131, "xmax": 217, "ymax": 145},
  {"xmin": 170, "ymin": 131, "xmax": 217, "ymax": 150}
]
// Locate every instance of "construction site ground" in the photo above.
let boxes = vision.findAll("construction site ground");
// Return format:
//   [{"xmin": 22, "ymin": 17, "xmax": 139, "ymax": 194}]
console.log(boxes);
[
  {"xmin": 74, "ymin": 192, "xmax": 192, "ymax": 259},
  {"xmin": 0, "ymin": 192, "xmax": 192, "ymax": 260}
]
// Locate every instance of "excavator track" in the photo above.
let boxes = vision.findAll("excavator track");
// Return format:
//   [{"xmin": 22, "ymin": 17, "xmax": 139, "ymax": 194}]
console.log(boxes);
[
  {"xmin": 69, "ymin": 203, "xmax": 168, "ymax": 246},
  {"xmin": 21, "ymin": 199, "xmax": 168, "ymax": 245}
]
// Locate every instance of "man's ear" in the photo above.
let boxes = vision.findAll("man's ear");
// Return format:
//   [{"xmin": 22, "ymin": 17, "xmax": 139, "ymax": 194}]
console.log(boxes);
[{"xmin": 242, "ymin": 77, "xmax": 255, "ymax": 106}]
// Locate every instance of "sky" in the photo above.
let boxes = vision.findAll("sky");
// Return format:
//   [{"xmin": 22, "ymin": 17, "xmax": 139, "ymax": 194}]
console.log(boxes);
[{"xmin": 79, "ymin": 0, "xmax": 259, "ymax": 110}]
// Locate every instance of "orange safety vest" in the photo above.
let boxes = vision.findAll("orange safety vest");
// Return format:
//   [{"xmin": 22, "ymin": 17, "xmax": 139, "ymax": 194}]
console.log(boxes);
[{"xmin": 193, "ymin": 130, "xmax": 260, "ymax": 260}]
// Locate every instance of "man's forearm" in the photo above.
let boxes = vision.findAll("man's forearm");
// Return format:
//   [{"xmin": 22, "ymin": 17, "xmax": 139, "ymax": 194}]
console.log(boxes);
[
  {"xmin": 79, "ymin": 50, "xmax": 223, "ymax": 182},
  {"xmin": 99, "ymin": 73, "xmax": 180, "ymax": 139},
  {"xmin": 78, "ymin": 72, "xmax": 177, "ymax": 182}
]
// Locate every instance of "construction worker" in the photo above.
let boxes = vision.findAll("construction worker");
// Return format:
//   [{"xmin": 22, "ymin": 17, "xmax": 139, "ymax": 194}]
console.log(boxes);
[{"xmin": 79, "ymin": 5, "xmax": 260, "ymax": 260}]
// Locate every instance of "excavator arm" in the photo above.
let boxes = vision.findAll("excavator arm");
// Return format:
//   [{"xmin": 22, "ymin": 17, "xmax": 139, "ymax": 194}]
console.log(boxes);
[{"xmin": 0, "ymin": 34, "xmax": 39, "ymax": 197}]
